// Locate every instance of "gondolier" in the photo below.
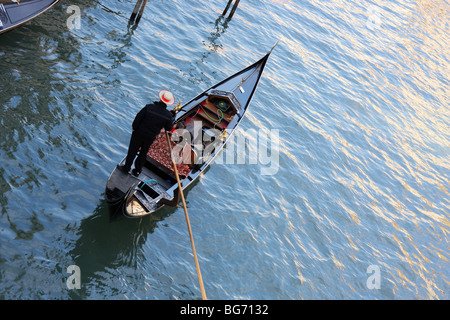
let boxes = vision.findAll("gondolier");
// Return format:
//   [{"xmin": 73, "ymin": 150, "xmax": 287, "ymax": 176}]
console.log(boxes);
[{"xmin": 117, "ymin": 90, "xmax": 175, "ymax": 177}]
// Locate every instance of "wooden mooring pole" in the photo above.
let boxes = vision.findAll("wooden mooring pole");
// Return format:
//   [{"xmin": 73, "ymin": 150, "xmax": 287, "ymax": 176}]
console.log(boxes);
[
  {"xmin": 129, "ymin": 0, "xmax": 148, "ymax": 27},
  {"xmin": 222, "ymin": 0, "xmax": 240, "ymax": 19}
]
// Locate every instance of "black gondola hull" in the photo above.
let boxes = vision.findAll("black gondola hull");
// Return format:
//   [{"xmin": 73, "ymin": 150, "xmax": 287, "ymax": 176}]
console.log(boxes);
[
  {"xmin": 106, "ymin": 47, "xmax": 274, "ymax": 218},
  {"xmin": 0, "ymin": 0, "xmax": 60, "ymax": 34}
]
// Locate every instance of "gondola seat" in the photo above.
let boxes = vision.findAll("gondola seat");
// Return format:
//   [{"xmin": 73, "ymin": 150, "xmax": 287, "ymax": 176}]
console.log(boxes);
[{"xmin": 146, "ymin": 129, "xmax": 191, "ymax": 178}]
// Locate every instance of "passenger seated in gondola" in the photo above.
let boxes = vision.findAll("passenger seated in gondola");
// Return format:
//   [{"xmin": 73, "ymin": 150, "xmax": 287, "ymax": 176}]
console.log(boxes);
[{"xmin": 117, "ymin": 90, "xmax": 175, "ymax": 177}]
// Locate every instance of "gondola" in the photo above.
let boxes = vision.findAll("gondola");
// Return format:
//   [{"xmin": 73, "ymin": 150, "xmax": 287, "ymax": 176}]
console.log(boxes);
[
  {"xmin": 105, "ymin": 47, "xmax": 274, "ymax": 218},
  {"xmin": 0, "ymin": 0, "xmax": 59, "ymax": 34}
]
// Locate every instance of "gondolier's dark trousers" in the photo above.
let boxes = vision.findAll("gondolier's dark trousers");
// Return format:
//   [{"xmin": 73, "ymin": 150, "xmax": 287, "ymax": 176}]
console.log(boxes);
[{"xmin": 124, "ymin": 130, "xmax": 156, "ymax": 173}]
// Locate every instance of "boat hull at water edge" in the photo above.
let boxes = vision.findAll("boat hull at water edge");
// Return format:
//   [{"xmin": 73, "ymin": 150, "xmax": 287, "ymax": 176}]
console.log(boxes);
[{"xmin": 0, "ymin": 0, "xmax": 60, "ymax": 35}]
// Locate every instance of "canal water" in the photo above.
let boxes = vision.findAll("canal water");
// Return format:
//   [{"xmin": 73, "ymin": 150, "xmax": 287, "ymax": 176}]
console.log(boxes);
[{"xmin": 0, "ymin": 0, "xmax": 448, "ymax": 299}]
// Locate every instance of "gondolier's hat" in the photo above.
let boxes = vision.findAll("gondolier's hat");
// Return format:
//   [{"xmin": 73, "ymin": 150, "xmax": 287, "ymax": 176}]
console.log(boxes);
[{"xmin": 159, "ymin": 90, "xmax": 175, "ymax": 106}]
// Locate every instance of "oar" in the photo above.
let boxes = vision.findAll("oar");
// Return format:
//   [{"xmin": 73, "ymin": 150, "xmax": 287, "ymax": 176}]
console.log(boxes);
[{"xmin": 165, "ymin": 130, "xmax": 207, "ymax": 300}]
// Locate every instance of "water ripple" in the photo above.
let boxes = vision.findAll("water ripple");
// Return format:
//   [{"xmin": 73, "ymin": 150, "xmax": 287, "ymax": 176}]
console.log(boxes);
[{"xmin": 0, "ymin": 0, "xmax": 448, "ymax": 299}]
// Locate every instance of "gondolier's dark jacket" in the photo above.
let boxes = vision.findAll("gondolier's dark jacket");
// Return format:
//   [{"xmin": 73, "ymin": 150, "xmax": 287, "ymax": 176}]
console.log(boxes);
[{"xmin": 132, "ymin": 101, "xmax": 174, "ymax": 138}]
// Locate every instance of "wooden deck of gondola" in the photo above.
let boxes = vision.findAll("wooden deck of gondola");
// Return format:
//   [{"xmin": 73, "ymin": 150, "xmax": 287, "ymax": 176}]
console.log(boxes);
[
  {"xmin": 107, "ymin": 162, "xmax": 173, "ymax": 196},
  {"xmin": 105, "ymin": 157, "xmax": 178, "ymax": 218}
]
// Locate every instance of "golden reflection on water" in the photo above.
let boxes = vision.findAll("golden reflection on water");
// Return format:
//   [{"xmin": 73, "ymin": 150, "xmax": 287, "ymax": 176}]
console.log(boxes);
[{"xmin": 270, "ymin": 0, "xmax": 450, "ymax": 299}]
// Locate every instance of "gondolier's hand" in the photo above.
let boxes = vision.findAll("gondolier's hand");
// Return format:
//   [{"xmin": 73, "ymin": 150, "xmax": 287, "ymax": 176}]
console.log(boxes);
[
  {"xmin": 168, "ymin": 125, "xmax": 176, "ymax": 137},
  {"xmin": 169, "ymin": 126, "xmax": 183, "ymax": 143}
]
